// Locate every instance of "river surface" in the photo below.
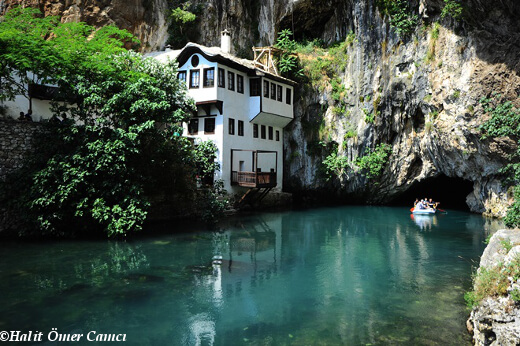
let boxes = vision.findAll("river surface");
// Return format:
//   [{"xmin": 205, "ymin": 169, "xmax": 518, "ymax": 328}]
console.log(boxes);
[{"xmin": 0, "ymin": 206, "xmax": 504, "ymax": 345}]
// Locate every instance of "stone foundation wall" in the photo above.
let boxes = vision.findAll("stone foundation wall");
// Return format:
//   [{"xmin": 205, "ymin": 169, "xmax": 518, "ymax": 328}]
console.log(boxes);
[
  {"xmin": 0, "ymin": 119, "xmax": 48, "ymax": 236},
  {"xmin": 0, "ymin": 119, "xmax": 46, "ymax": 181}
]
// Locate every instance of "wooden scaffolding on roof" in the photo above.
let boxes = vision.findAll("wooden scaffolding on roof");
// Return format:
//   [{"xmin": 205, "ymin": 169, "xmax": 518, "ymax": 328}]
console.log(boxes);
[{"xmin": 252, "ymin": 46, "xmax": 282, "ymax": 76}]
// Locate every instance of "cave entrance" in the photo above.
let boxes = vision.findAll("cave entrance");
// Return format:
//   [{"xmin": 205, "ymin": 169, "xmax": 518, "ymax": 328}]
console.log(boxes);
[{"xmin": 390, "ymin": 175, "xmax": 474, "ymax": 211}]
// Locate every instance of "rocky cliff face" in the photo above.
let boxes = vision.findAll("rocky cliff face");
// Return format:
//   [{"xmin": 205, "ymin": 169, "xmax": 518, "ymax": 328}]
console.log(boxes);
[
  {"xmin": 279, "ymin": 0, "xmax": 518, "ymax": 215},
  {"xmin": 181, "ymin": 0, "xmax": 518, "ymax": 215},
  {"xmin": 467, "ymin": 229, "xmax": 520, "ymax": 345},
  {"xmin": 2, "ymin": 0, "xmax": 518, "ymax": 214},
  {"xmin": 0, "ymin": 0, "xmax": 170, "ymax": 51}
]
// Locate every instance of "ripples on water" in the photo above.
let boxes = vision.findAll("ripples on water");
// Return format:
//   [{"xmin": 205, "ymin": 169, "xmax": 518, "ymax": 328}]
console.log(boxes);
[{"xmin": 0, "ymin": 206, "xmax": 504, "ymax": 345}]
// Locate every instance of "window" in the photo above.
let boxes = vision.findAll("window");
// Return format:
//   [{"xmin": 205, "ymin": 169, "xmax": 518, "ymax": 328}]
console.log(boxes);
[
  {"xmin": 203, "ymin": 68, "xmax": 215, "ymax": 87},
  {"xmin": 190, "ymin": 70, "xmax": 200, "ymax": 88},
  {"xmin": 204, "ymin": 118, "xmax": 215, "ymax": 134},
  {"xmin": 238, "ymin": 120, "xmax": 244, "ymax": 136},
  {"xmin": 188, "ymin": 118, "xmax": 199, "ymax": 135},
  {"xmin": 286, "ymin": 88, "xmax": 292, "ymax": 105},
  {"xmin": 218, "ymin": 68, "xmax": 225, "ymax": 88},
  {"xmin": 228, "ymin": 71, "xmax": 235, "ymax": 91},
  {"xmin": 237, "ymin": 75, "xmax": 244, "ymax": 93},
  {"xmin": 276, "ymin": 130, "xmax": 280, "ymax": 141},
  {"xmin": 178, "ymin": 71, "xmax": 187, "ymax": 83},
  {"xmin": 253, "ymin": 124, "xmax": 258, "ymax": 138},
  {"xmin": 261, "ymin": 125, "xmax": 266, "ymax": 139},
  {"xmin": 263, "ymin": 80, "xmax": 269, "ymax": 97},
  {"xmin": 270, "ymin": 83, "xmax": 276, "ymax": 100},
  {"xmin": 229, "ymin": 118, "xmax": 235, "ymax": 135},
  {"xmin": 277, "ymin": 85, "xmax": 282, "ymax": 102},
  {"xmin": 268, "ymin": 126, "xmax": 273, "ymax": 140},
  {"xmin": 250, "ymin": 79, "xmax": 260, "ymax": 96}
]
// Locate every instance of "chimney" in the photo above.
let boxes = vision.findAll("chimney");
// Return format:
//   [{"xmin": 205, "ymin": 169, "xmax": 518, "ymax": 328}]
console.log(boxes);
[{"xmin": 221, "ymin": 29, "xmax": 231, "ymax": 54}]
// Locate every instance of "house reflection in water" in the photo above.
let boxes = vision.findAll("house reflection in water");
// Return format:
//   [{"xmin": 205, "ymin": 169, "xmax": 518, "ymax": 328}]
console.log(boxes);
[{"xmin": 185, "ymin": 216, "xmax": 282, "ymax": 345}]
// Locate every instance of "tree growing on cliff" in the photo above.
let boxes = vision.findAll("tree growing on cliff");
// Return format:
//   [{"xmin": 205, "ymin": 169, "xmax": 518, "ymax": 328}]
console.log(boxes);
[
  {"xmin": 168, "ymin": 1, "xmax": 199, "ymax": 48},
  {"xmin": 0, "ymin": 8, "xmax": 206, "ymax": 237}
]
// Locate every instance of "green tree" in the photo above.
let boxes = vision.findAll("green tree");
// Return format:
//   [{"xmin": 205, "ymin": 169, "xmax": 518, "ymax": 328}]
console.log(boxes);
[
  {"xmin": 0, "ymin": 8, "xmax": 198, "ymax": 237},
  {"xmin": 168, "ymin": 2, "xmax": 199, "ymax": 48},
  {"xmin": 0, "ymin": 7, "xmax": 58, "ymax": 106},
  {"xmin": 376, "ymin": 0, "xmax": 418, "ymax": 36},
  {"xmin": 274, "ymin": 29, "xmax": 303, "ymax": 79}
]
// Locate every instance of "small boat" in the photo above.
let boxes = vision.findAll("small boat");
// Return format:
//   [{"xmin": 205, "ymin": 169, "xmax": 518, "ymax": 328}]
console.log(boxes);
[{"xmin": 411, "ymin": 208, "xmax": 436, "ymax": 214}]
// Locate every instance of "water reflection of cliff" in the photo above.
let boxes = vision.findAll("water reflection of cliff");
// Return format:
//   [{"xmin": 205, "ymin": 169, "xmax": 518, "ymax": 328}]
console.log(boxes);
[
  {"xmin": 193, "ymin": 207, "xmax": 504, "ymax": 344},
  {"xmin": 0, "ymin": 207, "xmax": 505, "ymax": 345}
]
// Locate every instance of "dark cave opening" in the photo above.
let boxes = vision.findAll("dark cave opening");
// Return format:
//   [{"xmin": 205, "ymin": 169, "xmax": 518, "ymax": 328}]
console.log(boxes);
[{"xmin": 389, "ymin": 175, "xmax": 474, "ymax": 211}]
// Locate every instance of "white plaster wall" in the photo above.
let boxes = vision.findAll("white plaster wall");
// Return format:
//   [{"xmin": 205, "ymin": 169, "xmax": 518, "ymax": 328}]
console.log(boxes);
[
  {"xmin": 178, "ymin": 53, "xmax": 292, "ymax": 194},
  {"xmin": 260, "ymin": 78, "xmax": 293, "ymax": 120},
  {"xmin": 3, "ymin": 96, "xmax": 56, "ymax": 121},
  {"xmin": 2, "ymin": 73, "xmax": 62, "ymax": 121}
]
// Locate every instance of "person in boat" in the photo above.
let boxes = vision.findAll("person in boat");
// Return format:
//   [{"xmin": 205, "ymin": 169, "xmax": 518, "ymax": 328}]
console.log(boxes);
[
  {"xmin": 414, "ymin": 198, "xmax": 419, "ymax": 207},
  {"xmin": 428, "ymin": 198, "xmax": 441, "ymax": 210},
  {"xmin": 417, "ymin": 200, "xmax": 426, "ymax": 210}
]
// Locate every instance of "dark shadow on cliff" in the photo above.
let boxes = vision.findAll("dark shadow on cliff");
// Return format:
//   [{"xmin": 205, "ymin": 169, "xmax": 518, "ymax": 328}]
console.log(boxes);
[{"xmin": 389, "ymin": 175, "xmax": 474, "ymax": 211}]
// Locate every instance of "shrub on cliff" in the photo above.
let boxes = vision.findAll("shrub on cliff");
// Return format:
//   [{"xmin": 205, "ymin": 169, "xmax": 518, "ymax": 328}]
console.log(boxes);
[
  {"xmin": 479, "ymin": 94, "xmax": 520, "ymax": 228},
  {"xmin": 356, "ymin": 143, "xmax": 393, "ymax": 180}
]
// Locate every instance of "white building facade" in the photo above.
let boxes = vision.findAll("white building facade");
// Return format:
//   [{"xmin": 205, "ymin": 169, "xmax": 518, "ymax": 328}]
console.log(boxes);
[{"xmin": 151, "ymin": 38, "xmax": 296, "ymax": 194}]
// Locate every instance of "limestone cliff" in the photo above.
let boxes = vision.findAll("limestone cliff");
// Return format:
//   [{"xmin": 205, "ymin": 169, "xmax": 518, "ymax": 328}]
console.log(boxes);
[
  {"xmin": 179, "ymin": 0, "xmax": 519, "ymax": 215},
  {"xmin": 0, "ymin": 0, "xmax": 170, "ymax": 51},
  {"xmin": 2, "ymin": 0, "xmax": 518, "ymax": 215},
  {"xmin": 277, "ymin": 0, "xmax": 518, "ymax": 216},
  {"xmin": 467, "ymin": 229, "xmax": 520, "ymax": 345}
]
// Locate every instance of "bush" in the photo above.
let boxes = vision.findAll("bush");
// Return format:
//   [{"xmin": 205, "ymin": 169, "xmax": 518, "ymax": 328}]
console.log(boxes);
[
  {"xmin": 356, "ymin": 143, "xmax": 392, "ymax": 180},
  {"xmin": 441, "ymin": 0, "xmax": 463, "ymax": 20},
  {"xmin": 479, "ymin": 94, "xmax": 520, "ymax": 228},
  {"xmin": 465, "ymin": 256, "xmax": 520, "ymax": 308},
  {"xmin": 376, "ymin": 0, "xmax": 419, "ymax": 36}
]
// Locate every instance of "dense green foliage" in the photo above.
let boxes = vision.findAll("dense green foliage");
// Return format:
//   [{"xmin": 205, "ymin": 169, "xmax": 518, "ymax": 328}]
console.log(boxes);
[
  {"xmin": 322, "ymin": 143, "xmax": 350, "ymax": 182},
  {"xmin": 355, "ymin": 143, "xmax": 392, "ymax": 180},
  {"xmin": 0, "ymin": 8, "xmax": 222, "ymax": 237},
  {"xmin": 479, "ymin": 94, "xmax": 520, "ymax": 228},
  {"xmin": 376, "ymin": 0, "xmax": 418, "ymax": 36},
  {"xmin": 274, "ymin": 29, "xmax": 303, "ymax": 79},
  {"xmin": 465, "ymin": 253, "xmax": 520, "ymax": 308},
  {"xmin": 0, "ymin": 7, "xmax": 137, "ymax": 105},
  {"xmin": 168, "ymin": 2, "xmax": 199, "ymax": 48},
  {"xmin": 441, "ymin": 0, "xmax": 463, "ymax": 20},
  {"xmin": 293, "ymin": 36, "xmax": 352, "ymax": 88}
]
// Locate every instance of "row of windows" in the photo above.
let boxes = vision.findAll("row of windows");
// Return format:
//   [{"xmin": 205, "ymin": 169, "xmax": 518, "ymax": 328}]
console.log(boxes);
[
  {"xmin": 187, "ymin": 118, "xmax": 280, "ymax": 141},
  {"xmin": 253, "ymin": 123, "xmax": 280, "ymax": 141},
  {"xmin": 178, "ymin": 68, "xmax": 246, "ymax": 94},
  {"xmin": 263, "ymin": 80, "xmax": 291, "ymax": 105},
  {"xmin": 177, "ymin": 66, "xmax": 291, "ymax": 105}
]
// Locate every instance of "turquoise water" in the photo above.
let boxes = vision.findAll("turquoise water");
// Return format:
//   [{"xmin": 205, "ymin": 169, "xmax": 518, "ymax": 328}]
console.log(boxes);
[{"xmin": 0, "ymin": 206, "xmax": 503, "ymax": 345}]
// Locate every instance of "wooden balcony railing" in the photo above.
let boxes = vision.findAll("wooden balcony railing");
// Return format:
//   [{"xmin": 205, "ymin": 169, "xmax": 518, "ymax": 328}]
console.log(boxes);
[{"xmin": 231, "ymin": 171, "xmax": 277, "ymax": 188}]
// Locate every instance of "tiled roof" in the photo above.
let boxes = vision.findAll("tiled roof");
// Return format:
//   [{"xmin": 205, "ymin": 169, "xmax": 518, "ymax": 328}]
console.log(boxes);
[{"xmin": 147, "ymin": 43, "xmax": 296, "ymax": 86}]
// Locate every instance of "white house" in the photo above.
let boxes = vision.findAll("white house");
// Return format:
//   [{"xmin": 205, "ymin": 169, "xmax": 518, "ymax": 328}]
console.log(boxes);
[{"xmin": 150, "ymin": 31, "xmax": 296, "ymax": 195}]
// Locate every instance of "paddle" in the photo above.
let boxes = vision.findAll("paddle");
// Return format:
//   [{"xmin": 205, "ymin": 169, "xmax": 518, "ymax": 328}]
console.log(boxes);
[{"xmin": 437, "ymin": 208, "xmax": 447, "ymax": 213}]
